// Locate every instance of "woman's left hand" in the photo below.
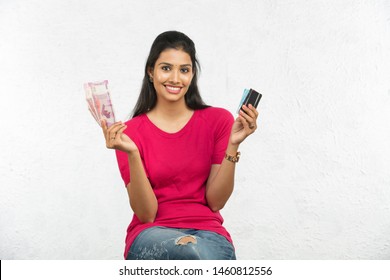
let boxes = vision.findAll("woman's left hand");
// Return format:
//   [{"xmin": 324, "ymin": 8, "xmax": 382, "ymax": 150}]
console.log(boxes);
[{"xmin": 230, "ymin": 104, "xmax": 259, "ymax": 145}]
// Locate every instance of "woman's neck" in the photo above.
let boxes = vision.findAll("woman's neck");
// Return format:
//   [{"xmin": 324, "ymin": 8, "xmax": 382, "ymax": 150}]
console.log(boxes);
[
  {"xmin": 150, "ymin": 100, "xmax": 192, "ymax": 120},
  {"xmin": 147, "ymin": 100, "xmax": 194, "ymax": 133}
]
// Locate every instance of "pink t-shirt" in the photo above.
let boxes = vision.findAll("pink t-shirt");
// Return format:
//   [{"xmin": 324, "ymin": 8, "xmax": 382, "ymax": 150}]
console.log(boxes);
[{"xmin": 115, "ymin": 107, "xmax": 235, "ymax": 258}]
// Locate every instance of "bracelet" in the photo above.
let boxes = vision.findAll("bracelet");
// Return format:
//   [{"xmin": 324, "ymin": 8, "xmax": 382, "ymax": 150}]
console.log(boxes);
[{"xmin": 225, "ymin": 151, "xmax": 240, "ymax": 163}]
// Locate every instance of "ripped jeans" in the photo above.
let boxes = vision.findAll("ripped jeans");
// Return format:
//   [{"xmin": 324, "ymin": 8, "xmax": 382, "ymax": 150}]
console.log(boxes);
[{"xmin": 126, "ymin": 226, "xmax": 236, "ymax": 260}]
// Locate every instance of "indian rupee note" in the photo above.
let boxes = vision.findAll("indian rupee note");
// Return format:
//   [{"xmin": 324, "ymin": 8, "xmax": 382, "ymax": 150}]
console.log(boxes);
[
  {"xmin": 84, "ymin": 83, "xmax": 100, "ymax": 124},
  {"xmin": 88, "ymin": 80, "xmax": 116, "ymax": 127}
]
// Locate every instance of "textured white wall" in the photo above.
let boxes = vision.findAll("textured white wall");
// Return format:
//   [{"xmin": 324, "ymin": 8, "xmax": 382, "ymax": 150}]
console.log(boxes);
[{"xmin": 1, "ymin": 0, "xmax": 390, "ymax": 260}]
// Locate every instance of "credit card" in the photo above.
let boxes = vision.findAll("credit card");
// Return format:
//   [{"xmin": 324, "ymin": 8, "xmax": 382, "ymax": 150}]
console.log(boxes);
[{"xmin": 237, "ymin": 88, "xmax": 262, "ymax": 113}]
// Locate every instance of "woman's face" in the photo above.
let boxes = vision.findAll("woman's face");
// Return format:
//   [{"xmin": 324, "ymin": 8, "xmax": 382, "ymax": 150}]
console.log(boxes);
[{"xmin": 149, "ymin": 48, "xmax": 194, "ymax": 105}]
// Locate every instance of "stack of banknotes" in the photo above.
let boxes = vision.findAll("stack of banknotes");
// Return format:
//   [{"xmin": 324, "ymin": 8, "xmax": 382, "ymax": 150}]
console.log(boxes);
[{"xmin": 84, "ymin": 80, "xmax": 116, "ymax": 127}]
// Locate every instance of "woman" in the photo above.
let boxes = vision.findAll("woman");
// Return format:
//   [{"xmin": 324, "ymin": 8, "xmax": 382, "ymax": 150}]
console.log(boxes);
[{"xmin": 102, "ymin": 31, "xmax": 258, "ymax": 260}]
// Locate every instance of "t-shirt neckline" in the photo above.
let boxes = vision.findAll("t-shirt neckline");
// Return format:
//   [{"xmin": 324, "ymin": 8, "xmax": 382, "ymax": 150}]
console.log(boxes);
[{"xmin": 143, "ymin": 110, "xmax": 198, "ymax": 138}]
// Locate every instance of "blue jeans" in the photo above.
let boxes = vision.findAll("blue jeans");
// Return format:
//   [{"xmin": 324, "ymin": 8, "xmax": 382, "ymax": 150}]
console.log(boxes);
[{"xmin": 126, "ymin": 226, "xmax": 236, "ymax": 260}]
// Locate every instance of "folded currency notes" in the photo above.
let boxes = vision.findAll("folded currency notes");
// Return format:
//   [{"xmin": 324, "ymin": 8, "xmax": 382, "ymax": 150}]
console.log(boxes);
[{"xmin": 84, "ymin": 80, "xmax": 116, "ymax": 127}]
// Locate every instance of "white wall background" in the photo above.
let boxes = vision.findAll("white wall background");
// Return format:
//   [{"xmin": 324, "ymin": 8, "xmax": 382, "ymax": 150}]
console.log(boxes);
[{"xmin": 1, "ymin": 0, "xmax": 390, "ymax": 260}]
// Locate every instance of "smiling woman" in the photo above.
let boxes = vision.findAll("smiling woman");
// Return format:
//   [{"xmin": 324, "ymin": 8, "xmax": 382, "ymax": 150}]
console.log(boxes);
[
  {"xmin": 132, "ymin": 31, "xmax": 209, "ymax": 118},
  {"xmin": 101, "ymin": 31, "xmax": 259, "ymax": 260},
  {"xmin": 148, "ymin": 49, "xmax": 194, "ymax": 106}
]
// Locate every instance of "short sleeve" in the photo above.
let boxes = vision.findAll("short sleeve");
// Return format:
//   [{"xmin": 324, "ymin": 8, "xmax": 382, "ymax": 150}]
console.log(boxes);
[
  {"xmin": 114, "ymin": 117, "xmax": 149, "ymax": 187},
  {"xmin": 211, "ymin": 108, "xmax": 235, "ymax": 164},
  {"xmin": 116, "ymin": 149, "xmax": 130, "ymax": 186}
]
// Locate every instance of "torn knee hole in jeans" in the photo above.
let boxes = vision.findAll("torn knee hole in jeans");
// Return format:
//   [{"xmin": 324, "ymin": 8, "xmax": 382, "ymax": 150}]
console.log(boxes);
[{"xmin": 175, "ymin": 235, "xmax": 197, "ymax": 245}]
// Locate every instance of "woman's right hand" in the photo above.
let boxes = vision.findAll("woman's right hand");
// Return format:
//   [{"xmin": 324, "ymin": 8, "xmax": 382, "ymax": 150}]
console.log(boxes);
[{"xmin": 102, "ymin": 120, "xmax": 138, "ymax": 154}]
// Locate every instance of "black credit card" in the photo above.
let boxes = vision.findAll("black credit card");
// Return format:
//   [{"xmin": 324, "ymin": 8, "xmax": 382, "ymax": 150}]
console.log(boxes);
[{"xmin": 238, "ymin": 88, "xmax": 262, "ymax": 113}]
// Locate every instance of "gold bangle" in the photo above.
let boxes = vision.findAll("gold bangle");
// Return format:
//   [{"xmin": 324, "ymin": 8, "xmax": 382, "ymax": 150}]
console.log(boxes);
[{"xmin": 225, "ymin": 151, "xmax": 240, "ymax": 163}]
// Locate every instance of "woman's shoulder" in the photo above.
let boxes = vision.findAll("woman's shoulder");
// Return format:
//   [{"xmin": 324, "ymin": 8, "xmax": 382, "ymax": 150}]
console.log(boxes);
[
  {"xmin": 124, "ymin": 114, "xmax": 146, "ymax": 127},
  {"xmin": 122, "ymin": 114, "xmax": 147, "ymax": 138}
]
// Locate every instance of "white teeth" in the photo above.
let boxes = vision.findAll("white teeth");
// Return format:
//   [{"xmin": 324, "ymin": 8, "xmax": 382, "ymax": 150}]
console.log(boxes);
[
  {"xmin": 166, "ymin": 86, "xmax": 181, "ymax": 92},
  {"xmin": 167, "ymin": 86, "xmax": 180, "ymax": 90}
]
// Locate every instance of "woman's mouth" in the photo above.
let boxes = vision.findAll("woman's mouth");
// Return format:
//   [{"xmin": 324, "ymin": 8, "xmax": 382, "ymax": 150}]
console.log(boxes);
[{"xmin": 165, "ymin": 85, "xmax": 182, "ymax": 94}]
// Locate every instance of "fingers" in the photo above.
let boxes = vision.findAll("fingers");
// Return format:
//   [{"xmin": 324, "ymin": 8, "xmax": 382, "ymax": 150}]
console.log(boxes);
[
  {"xmin": 240, "ymin": 104, "xmax": 259, "ymax": 130},
  {"xmin": 238, "ymin": 115, "xmax": 250, "ymax": 130},
  {"xmin": 101, "ymin": 119, "xmax": 108, "ymax": 135},
  {"xmin": 112, "ymin": 124, "xmax": 127, "ymax": 141},
  {"xmin": 104, "ymin": 121, "xmax": 127, "ymax": 147},
  {"xmin": 108, "ymin": 123, "xmax": 125, "ymax": 140},
  {"xmin": 242, "ymin": 104, "xmax": 257, "ymax": 118}
]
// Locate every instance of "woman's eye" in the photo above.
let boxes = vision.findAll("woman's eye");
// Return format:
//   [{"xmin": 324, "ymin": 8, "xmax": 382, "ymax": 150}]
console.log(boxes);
[
  {"xmin": 181, "ymin": 68, "xmax": 190, "ymax": 73},
  {"xmin": 162, "ymin": 66, "xmax": 171, "ymax": 71}
]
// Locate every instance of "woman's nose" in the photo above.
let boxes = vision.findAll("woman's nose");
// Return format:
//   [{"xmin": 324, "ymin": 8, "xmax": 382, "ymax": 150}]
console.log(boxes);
[{"xmin": 169, "ymin": 70, "xmax": 180, "ymax": 84}]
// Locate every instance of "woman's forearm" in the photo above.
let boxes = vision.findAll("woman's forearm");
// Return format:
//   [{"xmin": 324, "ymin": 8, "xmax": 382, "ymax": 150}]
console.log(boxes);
[
  {"xmin": 206, "ymin": 142, "xmax": 239, "ymax": 212},
  {"xmin": 206, "ymin": 104, "xmax": 259, "ymax": 211},
  {"xmin": 126, "ymin": 151, "xmax": 158, "ymax": 223}
]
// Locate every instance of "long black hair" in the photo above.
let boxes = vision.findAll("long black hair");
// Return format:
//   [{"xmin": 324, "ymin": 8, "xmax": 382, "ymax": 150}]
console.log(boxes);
[{"xmin": 131, "ymin": 31, "xmax": 209, "ymax": 118}]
